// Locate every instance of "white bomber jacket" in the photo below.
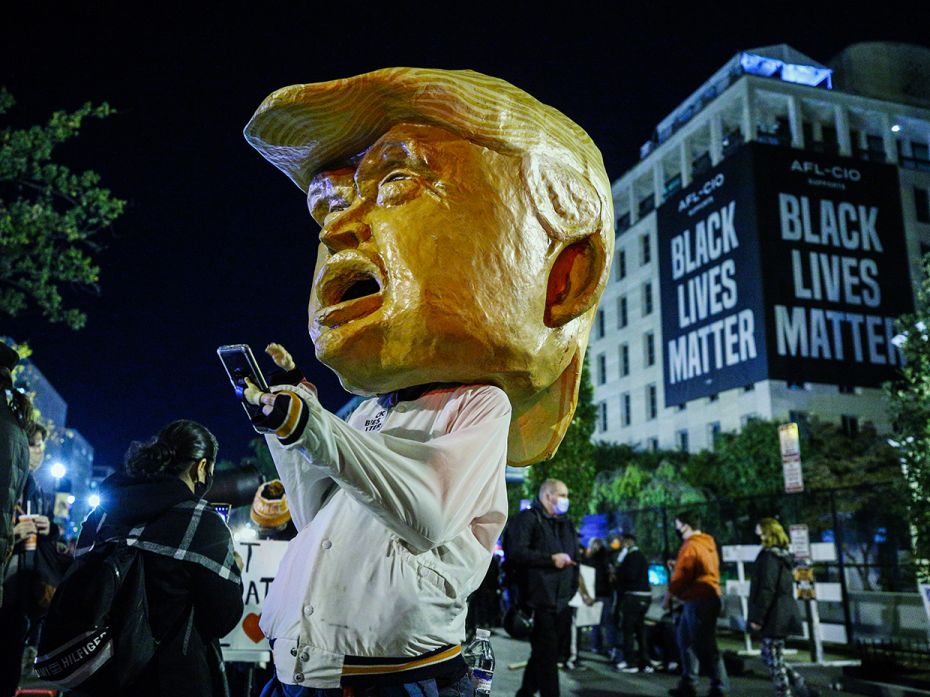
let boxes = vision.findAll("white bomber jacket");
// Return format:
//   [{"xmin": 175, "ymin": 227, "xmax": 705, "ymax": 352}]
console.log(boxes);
[{"xmin": 256, "ymin": 381, "xmax": 510, "ymax": 689}]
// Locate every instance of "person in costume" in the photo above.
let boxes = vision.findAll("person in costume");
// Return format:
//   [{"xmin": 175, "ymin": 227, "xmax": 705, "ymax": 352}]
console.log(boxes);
[{"xmin": 240, "ymin": 67, "xmax": 614, "ymax": 695}]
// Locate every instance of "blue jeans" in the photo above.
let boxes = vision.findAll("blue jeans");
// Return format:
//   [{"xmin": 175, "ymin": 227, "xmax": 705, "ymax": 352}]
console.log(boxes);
[
  {"xmin": 260, "ymin": 672, "xmax": 474, "ymax": 697},
  {"xmin": 676, "ymin": 597, "xmax": 729, "ymax": 693},
  {"xmin": 589, "ymin": 595, "xmax": 618, "ymax": 654}
]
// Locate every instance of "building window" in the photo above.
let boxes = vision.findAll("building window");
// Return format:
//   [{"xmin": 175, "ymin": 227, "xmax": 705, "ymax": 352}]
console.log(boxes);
[
  {"xmin": 640, "ymin": 234, "xmax": 651, "ymax": 265},
  {"xmin": 676, "ymin": 402, "xmax": 687, "ymax": 412},
  {"xmin": 692, "ymin": 151, "xmax": 711, "ymax": 175},
  {"xmin": 915, "ymin": 187, "xmax": 930, "ymax": 224},
  {"xmin": 597, "ymin": 401, "xmax": 607, "ymax": 432},
  {"xmin": 644, "ymin": 332, "xmax": 656, "ymax": 367},
  {"xmin": 906, "ymin": 142, "xmax": 930, "ymax": 172},
  {"xmin": 614, "ymin": 248, "xmax": 627, "ymax": 281},
  {"xmin": 677, "ymin": 429, "xmax": 690, "ymax": 453},
  {"xmin": 595, "ymin": 309, "xmax": 605, "ymax": 339},
  {"xmin": 646, "ymin": 383, "xmax": 657, "ymax": 420},
  {"xmin": 618, "ymin": 296, "xmax": 628, "ymax": 329},
  {"xmin": 841, "ymin": 414, "xmax": 859, "ymax": 437},
  {"xmin": 838, "ymin": 384, "xmax": 855, "ymax": 394},
  {"xmin": 647, "ymin": 437, "xmax": 659, "ymax": 452},
  {"xmin": 707, "ymin": 421, "xmax": 721, "ymax": 449},
  {"xmin": 740, "ymin": 413, "xmax": 759, "ymax": 427},
  {"xmin": 596, "ymin": 353, "xmax": 607, "ymax": 385},
  {"xmin": 621, "ymin": 392, "xmax": 631, "ymax": 427},
  {"xmin": 638, "ymin": 194, "xmax": 655, "ymax": 217},
  {"xmin": 664, "ymin": 173, "xmax": 682, "ymax": 196},
  {"xmin": 707, "ymin": 393, "xmax": 719, "ymax": 403},
  {"xmin": 617, "ymin": 212, "xmax": 632, "ymax": 233},
  {"xmin": 642, "ymin": 282, "xmax": 653, "ymax": 316},
  {"xmin": 743, "ymin": 383, "xmax": 755, "ymax": 392},
  {"xmin": 619, "ymin": 344, "xmax": 630, "ymax": 377}
]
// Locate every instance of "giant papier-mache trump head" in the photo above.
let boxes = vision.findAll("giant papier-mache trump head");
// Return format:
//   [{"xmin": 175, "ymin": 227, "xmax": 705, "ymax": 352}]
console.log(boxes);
[{"xmin": 245, "ymin": 67, "xmax": 613, "ymax": 466}]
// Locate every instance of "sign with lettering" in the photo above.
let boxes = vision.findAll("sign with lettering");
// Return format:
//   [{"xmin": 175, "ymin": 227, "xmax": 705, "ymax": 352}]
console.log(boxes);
[
  {"xmin": 756, "ymin": 145, "xmax": 911, "ymax": 385},
  {"xmin": 789, "ymin": 523, "xmax": 811, "ymax": 559},
  {"xmin": 658, "ymin": 143, "xmax": 911, "ymax": 405},
  {"xmin": 658, "ymin": 147, "xmax": 768, "ymax": 404},
  {"xmin": 221, "ymin": 538, "xmax": 288, "ymax": 653},
  {"xmin": 780, "ymin": 423, "xmax": 804, "ymax": 493}
]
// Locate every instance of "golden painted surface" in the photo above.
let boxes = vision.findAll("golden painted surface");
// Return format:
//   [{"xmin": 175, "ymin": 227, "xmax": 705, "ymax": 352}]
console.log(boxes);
[{"xmin": 245, "ymin": 68, "xmax": 613, "ymax": 465}]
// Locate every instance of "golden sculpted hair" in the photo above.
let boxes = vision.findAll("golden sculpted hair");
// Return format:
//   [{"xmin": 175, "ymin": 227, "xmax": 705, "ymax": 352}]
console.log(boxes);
[{"xmin": 758, "ymin": 517, "xmax": 790, "ymax": 549}]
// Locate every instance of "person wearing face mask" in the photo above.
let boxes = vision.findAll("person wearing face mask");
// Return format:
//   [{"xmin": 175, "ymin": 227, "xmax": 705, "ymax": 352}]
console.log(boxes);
[
  {"xmin": 667, "ymin": 511, "xmax": 728, "ymax": 697},
  {"xmin": 504, "ymin": 478, "xmax": 578, "ymax": 697},
  {"xmin": 75, "ymin": 420, "xmax": 243, "ymax": 697}
]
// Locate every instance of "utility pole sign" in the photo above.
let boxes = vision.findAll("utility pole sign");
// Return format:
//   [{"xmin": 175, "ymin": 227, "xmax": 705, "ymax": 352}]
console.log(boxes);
[{"xmin": 779, "ymin": 422, "xmax": 804, "ymax": 493}]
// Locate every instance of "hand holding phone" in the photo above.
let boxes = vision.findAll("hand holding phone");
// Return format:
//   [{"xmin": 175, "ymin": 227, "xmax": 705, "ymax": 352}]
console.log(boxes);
[{"xmin": 217, "ymin": 344, "xmax": 270, "ymax": 428}]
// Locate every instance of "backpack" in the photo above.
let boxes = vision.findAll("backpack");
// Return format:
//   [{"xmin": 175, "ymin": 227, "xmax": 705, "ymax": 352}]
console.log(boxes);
[{"xmin": 35, "ymin": 539, "xmax": 156, "ymax": 695}]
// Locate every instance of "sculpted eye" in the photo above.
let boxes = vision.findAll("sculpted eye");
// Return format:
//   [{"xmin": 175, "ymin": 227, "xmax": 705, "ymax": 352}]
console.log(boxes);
[{"xmin": 377, "ymin": 171, "xmax": 422, "ymax": 207}]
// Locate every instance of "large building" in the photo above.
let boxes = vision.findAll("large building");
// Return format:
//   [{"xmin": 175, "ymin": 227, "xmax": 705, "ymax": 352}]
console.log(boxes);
[{"xmin": 592, "ymin": 43, "xmax": 930, "ymax": 452}]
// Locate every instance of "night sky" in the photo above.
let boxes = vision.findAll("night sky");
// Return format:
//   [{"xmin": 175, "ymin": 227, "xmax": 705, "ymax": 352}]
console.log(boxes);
[{"xmin": 3, "ymin": 4, "xmax": 928, "ymax": 470}]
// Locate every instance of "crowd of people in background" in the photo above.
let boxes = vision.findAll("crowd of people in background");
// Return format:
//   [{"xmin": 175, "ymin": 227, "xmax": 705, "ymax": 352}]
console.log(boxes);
[
  {"xmin": 498, "ymin": 477, "xmax": 816, "ymax": 697},
  {"xmin": 2, "ymin": 334, "xmax": 813, "ymax": 697}
]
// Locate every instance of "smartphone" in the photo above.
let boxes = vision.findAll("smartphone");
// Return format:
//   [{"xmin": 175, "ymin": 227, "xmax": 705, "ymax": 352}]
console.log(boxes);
[
  {"xmin": 217, "ymin": 344, "xmax": 269, "ymax": 428},
  {"xmin": 209, "ymin": 502, "xmax": 232, "ymax": 524}
]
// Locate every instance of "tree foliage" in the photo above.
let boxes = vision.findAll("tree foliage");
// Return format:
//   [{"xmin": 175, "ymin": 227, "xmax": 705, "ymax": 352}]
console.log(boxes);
[
  {"xmin": 886, "ymin": 255, "xmax": 930, "ymax": 581},
  {"xmin": 523, "ymin": 355, "xmax": 596, "ymax": 524},
  {"xmin": 0, "ymin": 89, "xmax": 125, "ymax": 329}
]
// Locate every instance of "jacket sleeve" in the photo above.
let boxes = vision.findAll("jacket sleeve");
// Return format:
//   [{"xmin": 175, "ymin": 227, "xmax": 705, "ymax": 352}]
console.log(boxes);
[
  {"xmin": 617, "ymin": 550, "xmax": 641, "ymax": 593},
  {"xmin": 505, "ymin": 512, "xmax": 553, "ymax": 569},
  {"xmin": 748, "ymin": 550, "xmax": 777, "ymax": 626},
  {"xmin": 668, "ymin": 544, "xmax": 697, "ymax": 598},
  {"xmin": 263, "ymin": 384, "xmax": 511, "ymax": 553},
  {"xmin": 189, "ymin": 513, "xmax": 244, "ymax": 639},
  {"xmin": 0, "ymin": 415, "xmax": 28, "ymax": 578}
]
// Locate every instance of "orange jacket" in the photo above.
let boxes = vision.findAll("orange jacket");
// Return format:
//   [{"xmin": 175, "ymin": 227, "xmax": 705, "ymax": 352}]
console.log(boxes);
[{"xmin": 669, "ymin": 532, "xmax": 721, "ymax": 601}]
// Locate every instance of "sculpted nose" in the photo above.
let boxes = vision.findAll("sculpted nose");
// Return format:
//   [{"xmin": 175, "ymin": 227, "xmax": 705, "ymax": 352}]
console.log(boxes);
[{"xmin": 319, "ymin": 222, "xmax": 372, "ymax": 254}]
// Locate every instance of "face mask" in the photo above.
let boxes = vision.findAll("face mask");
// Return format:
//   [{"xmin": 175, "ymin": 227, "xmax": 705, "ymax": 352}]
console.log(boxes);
[
  {"xmin": 194, "ymin": 467, "xmax": 214, "ymax": 499},
  {"xmin": 554, "ymin": 496, "xmax": 570, "ymax": 515}
]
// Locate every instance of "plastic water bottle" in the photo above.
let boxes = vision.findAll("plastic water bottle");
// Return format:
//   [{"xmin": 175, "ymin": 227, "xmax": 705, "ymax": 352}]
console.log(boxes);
[{"xmin": 463, "ymin": 628, "xmax": 495, "ymax": 696}]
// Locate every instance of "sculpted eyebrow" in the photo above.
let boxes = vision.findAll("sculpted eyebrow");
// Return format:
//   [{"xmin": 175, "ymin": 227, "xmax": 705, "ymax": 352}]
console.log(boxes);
[{"xmin": 355, "ymin": 140, "xmax": 430, "ymax": 192}]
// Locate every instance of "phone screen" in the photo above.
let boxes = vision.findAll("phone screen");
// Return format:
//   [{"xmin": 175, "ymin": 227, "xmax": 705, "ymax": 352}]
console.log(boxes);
[{"xmin": 209, "ymin": 503, "xmax": 231, "ymax": 524}]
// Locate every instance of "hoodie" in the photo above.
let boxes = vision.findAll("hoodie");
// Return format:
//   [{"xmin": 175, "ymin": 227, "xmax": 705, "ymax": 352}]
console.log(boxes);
[{"xmin": 669, "ymin": 532, "xmax": 721, "ymax": 601}]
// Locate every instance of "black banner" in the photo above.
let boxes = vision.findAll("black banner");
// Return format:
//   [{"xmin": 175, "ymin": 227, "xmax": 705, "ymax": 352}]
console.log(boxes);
[{"xmin": 657, "ymin": 143, "xmax": 912, "ymax": 406}]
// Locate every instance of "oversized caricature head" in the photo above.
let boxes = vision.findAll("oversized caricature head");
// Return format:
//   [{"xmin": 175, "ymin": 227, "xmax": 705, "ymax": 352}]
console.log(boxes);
[{"xmin": 245, "ymin": 68, "xmax": 613, "ymax": 465}]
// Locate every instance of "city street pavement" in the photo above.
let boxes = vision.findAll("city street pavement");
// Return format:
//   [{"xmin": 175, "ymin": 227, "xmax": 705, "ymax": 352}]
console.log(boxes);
[{"xmin": 488, "ymin": 628, "xmax": 859, "ymax": 697}]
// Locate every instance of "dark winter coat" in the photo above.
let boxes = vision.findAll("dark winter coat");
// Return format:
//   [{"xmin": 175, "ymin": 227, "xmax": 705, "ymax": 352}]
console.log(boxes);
[
  {"xmin": 0, "ymin": 400, "xmax": 29, "ymax": 607},
  {"xmin": 581, "ymin": 546, "xmax": 612, "ymax": 597},
  {"xmin": 748, "ymin": 546, "xmax": 803, "ymax": 639},
  {"xmin": 616, "ymin": 547, "xmax": 650, "ymax": 595},
  {"xmin": 503, "ymin": 500, "xmax": 579, "ymax": 611},
  {"xmin": 79, "ymin": 472, "xmax": 243, "ymax": 697}
]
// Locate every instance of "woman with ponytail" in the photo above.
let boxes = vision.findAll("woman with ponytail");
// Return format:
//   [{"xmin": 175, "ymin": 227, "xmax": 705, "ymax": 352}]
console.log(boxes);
[
  {"xmin": 76, "ymin": 420, "xmax": 243, "ymax": 697},
  {"xmin": 1, "ymin": 341, "xmax": 32, "ymax": 610}
]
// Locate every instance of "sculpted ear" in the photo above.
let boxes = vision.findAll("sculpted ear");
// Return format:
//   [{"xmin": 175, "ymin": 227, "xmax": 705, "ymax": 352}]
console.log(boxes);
[{"xmin": 545, "ymin": 234, "xmax": 608, "ymax": 327}]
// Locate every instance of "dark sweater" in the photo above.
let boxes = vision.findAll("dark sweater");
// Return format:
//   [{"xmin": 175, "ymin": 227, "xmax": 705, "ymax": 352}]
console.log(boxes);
[
  {"xmin": 616, "ymin": 547, "xmax": 650, "ymax": 595},
  {"xmin": 503, "ymin": 501, "xmax": 579, "ymax": 611}
]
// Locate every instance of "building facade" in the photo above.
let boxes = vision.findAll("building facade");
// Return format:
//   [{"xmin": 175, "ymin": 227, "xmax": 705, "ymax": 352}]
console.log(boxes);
[{"xmin": 593, "ymin": 43, "xmax": 930, "ymax": 452}]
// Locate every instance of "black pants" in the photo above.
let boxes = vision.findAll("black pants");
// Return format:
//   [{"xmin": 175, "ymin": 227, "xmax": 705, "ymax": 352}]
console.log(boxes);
[
  {"xmin": 620, "ymin": 594, "xmax": 651, "ymax": 669},
  {"xmin": 0, "ymin": 577, "xmax": 31, "ymax": 697},
  {"xmin": 517, "ymin": 606, "xmax": 572, "ymax": 697}
]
